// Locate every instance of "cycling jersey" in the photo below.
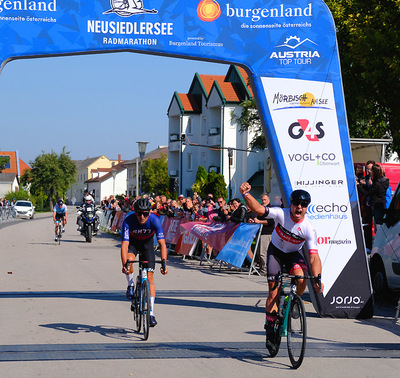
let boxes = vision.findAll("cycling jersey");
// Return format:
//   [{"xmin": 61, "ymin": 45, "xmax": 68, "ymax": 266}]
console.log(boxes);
[
  {"xmin": 122, "ymin": 212, "xmax": 165, "ymax": 243},
  {"xmin": 53, "ymin": 204, "xmax": 67, "ymax": 219},
  {"xmin": 265, "ymin": 207, "xmax": 318, "ymax": 255}
]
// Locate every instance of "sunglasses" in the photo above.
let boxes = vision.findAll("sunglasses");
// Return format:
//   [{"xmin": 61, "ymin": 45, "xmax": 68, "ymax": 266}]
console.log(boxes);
[
  {"xmin": 291, "ymin": 200, "xmax": 309, "ymax": 208},
  {"xmin": 137, "ymin": 211, "xmax": 150, "ymax": 217},
  {"xmin": 217, "ymin": 200, "xmax": 224, "ymax": 203}
]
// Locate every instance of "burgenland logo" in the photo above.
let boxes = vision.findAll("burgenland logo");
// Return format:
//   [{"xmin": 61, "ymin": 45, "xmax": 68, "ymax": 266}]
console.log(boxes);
[
  {"xmin": 270, "ymin": 35, "xmax": 320, "ymax": 66},
  {"xmin": 288, "ymin": 119, "xmax": 325, "ymax": 142},
  {"xmin": 104, "ymin": 0, "xmax": 157, "ymax": 17},
  {"xmin": 0, "ymin": 0, "xmax": 57, "ymax": 12},
  {"xmin": 197, "ymin": 0, "xmax": 221, "ymax": 22}
]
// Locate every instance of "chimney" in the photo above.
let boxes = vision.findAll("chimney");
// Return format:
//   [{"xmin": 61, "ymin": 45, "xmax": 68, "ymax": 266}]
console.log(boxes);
[{"xmin": 118, "ymin": 154, "xmax": 121, "ymax": 163}]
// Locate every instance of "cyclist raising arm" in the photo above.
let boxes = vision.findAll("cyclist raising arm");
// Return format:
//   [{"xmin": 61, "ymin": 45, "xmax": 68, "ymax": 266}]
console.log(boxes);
[
  {"xmin": 53, "ymin": 199, "xmax": 67, "ymax": 242},
  {"xmin": 240, "ymin": 182, "xmax": 323, "ymax": 355},
  {"xmin": 121, "ymin": 198, "xmax": 168, "ymax": 327}
]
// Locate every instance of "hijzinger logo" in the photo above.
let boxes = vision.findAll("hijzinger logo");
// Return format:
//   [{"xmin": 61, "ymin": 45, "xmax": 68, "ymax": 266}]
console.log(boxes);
[
  {"xmin": 197, "ymin": 0, "xmax": 221, "ymax": 22},
  {"xmin": 104, "ymin": 0, "xmax": 157, "ymax": 17},
  {"xmin": 288, "ymin": 119, "xmax": 325, "ymax": 141}
]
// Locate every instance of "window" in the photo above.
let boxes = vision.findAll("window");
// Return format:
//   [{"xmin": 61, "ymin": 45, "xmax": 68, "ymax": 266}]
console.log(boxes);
[
  {"xmin": 1, "ymin": 155, "xmax": 11, "ymax": 169},
  {"xmin": 187, "ymin": 153, "xmax": 193, "ymax": 171},
  {"xmin": 201, "ymin": 117, "xmax": 206, "ymax": 136},
  {"xmin": 187, "ymin": 118, "xmax": 192, "ymax": 135}
]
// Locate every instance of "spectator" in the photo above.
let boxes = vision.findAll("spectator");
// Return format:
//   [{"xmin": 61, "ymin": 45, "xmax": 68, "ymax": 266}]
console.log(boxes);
[
  {"xmin": 214, "ymin": 197, "xmax": 229, "ymax": 222},
  {"xmin": 226, "ymin": 198, "xmax": 246, "ymax": 223},
  {"xmin": 357, "ymin": 164, "xmax": 389, "ymax": 227},
  {"xmin": 248, "ymin": 193, "xmax": 275, "ymax": 276}
]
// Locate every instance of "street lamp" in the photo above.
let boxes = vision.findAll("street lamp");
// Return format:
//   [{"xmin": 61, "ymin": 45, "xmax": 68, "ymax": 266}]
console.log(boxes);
[
  {"xmin": 111, "ymin": 168, "xmax": 117, "ymax": 197},
  {"xmin": 137, "ymin": 141, "xmax": 148, "ymax": 196}
]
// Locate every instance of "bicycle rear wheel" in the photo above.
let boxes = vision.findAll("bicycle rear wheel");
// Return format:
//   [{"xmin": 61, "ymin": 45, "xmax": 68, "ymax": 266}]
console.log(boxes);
[
  {"xmin": 58, "ymin": 224, "xmax": 62, "ymax": 244},
  {"xmin": 287, "ymin": 295, "xmax": 307, "ymax": 369},
  {"xmin": 134, "ymin": 279, "xmax": 142, "ymax": 332},
  {"xmin": 142, "ymin": 280, "xmax": 150, "ymax": 340}
]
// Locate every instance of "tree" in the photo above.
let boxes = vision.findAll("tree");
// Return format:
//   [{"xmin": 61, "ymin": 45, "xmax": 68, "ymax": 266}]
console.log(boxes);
[
  {"xmin": 324, "ymin": 0, "xmax": 400, "ymax": 156},
  {"xmin": 192, "ymin": 165, "xmax": 228, "ymax": 199},
  {"xmin": 0, "ymin": 155, "xmax": 10, "ymax": 172},
  {"xmin": 141, "ymin": 153, "xmax": 170, "ymax": 196},
  {"xmin": 20, "ymin": 147, "xmax": 76, "ymax": 210},
  {"xmin": 231, "ymin": 99, "xmax": 266, "ymax": 151}
]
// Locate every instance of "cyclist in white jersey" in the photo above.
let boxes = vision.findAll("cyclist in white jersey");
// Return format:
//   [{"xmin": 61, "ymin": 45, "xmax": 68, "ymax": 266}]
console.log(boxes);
[{"xmin": 240, "ymin": 182, "xmax": 324, "ymax": 355}]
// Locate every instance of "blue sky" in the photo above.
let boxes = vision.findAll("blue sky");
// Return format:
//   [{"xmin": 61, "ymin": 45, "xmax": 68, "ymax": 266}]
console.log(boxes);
[{"xmin": 0, "ymin": 53, "xmax": 229, "ymax": 164}]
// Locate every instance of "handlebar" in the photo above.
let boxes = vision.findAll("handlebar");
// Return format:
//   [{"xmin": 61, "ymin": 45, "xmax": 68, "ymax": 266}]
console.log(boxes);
[
  {"xmin": 125, "ymin": 259, "xmax": 167, "ymax": 273},
  {"xmin": 270, "ymin": 271, "xmax": 321, "ymax": 291}
]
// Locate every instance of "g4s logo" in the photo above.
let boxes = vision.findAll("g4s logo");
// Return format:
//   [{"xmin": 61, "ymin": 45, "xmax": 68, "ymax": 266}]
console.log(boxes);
[{"xmin": 288, "ymin": 119, "xmax": 325, "ymax": 141}]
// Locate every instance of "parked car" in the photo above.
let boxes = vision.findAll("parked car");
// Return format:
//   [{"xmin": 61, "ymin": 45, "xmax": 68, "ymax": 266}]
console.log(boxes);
[
  {"xmin": 370, "ymin": 182, "xmax": 400, "ymax": 294},
  {"xmin": 14, "ymin": 200, "xmax": 35, "ymax": 219}
]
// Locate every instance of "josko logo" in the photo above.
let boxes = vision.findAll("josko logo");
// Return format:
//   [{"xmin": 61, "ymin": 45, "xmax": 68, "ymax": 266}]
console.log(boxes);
[
  {"xmin": 104, "ymin": 0, "xmax": 158, "ymax": 17},
  {"xmin": 288, "ymin": 119, "xmax": 325, "ymax": 141},
  {"xmin": 197, "ymin": 0, "xmax": 221, "ymax": 22}
]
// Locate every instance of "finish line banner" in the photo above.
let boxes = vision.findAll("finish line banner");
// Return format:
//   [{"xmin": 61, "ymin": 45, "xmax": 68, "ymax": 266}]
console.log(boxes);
[
  {"xmin": 216, "ymin": 223, "xmax": 260, "ymax": 268},
  {"xmin": 0, "ymin": 0, "xmax": 373, "ymax": 318}
]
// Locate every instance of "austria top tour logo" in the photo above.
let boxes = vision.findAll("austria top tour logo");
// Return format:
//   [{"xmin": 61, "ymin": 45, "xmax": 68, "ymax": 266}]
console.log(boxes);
[{"xmin": 104, "ymin": 0, "xmax": 158, "ymax": 17}]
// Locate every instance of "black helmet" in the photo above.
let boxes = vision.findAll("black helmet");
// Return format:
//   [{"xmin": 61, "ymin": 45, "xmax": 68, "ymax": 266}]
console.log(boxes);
[
  {"xmin": 289, "ymin": 190, "xmax": 311, "ymax": 206},
  {"xmin": 57, "ymin": 199, "xmax": 64, "ymax": 206},
  {"xmin": 134, "ymin": 198, "xmax": 151, "ymax": 212}
]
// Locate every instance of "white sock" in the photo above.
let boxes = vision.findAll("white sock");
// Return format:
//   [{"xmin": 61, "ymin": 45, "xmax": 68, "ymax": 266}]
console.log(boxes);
[
  {"xmin": 126, "ymin": 274, "xmax": 134, "ymax": 287},
  {"xmin": 150, "ymin": 297, "xmax": 155, "ymax": 315}
]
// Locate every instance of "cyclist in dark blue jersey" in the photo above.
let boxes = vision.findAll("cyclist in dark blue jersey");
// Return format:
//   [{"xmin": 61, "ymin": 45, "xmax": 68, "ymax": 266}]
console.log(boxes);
[{"xmin": 121, "ymin": 198, "xmax": 168, "ymax": 327}]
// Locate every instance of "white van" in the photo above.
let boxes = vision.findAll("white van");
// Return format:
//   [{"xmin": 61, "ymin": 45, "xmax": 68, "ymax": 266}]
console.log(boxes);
[{"xmin": 370, "ymin": 182, "xmax": 400, "ymax": 294}]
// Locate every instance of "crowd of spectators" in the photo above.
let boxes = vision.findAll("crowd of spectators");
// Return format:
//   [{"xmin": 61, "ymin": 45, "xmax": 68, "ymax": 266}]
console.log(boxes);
[{"xmin": 99, "ymin": 191, "xmax": 282, "ymax": 273}]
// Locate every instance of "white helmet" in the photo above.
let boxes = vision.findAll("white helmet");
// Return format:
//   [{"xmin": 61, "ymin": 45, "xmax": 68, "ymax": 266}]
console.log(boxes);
[{"xmin": 85, "ymin": 196, "xmax": 92, "ymax": 201}]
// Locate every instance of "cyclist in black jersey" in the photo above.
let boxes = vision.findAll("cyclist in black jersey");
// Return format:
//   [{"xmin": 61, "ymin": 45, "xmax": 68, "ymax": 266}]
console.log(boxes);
[{"xmin": 240, "ymin": 182, "xmax": 323, "ymax": 355}]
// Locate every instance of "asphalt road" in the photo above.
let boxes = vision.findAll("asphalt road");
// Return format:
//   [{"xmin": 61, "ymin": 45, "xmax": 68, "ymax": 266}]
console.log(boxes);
[{"xmin": 0, "ymin": 211, "xmax": 399, "ymax": 377}]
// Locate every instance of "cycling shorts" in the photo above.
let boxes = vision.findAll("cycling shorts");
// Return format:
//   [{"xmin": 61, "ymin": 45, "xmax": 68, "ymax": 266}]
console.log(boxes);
[
  {"xmin": 266, "ymin": 243, "xmax": 308, "ymax": 281},
  {"xmin": 129, "ymin": 237, "xmax": 155, "ymax": 272},
  {"xmin": 55, "ymin": 213, "xmax": 66, "ymax": 221}
]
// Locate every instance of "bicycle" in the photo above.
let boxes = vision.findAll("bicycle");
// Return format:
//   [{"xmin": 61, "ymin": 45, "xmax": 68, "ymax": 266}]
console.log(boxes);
[
  {"xmin": 267, "ymin": 272, "xmax": 321, "ymax": 369},
  {"xmin": 54, "ymin": 220, "xmax": 63, "ymax": 244},
  {"xmin": 125, "ymin": 259, "xmax": 166, "ymax": 340}
]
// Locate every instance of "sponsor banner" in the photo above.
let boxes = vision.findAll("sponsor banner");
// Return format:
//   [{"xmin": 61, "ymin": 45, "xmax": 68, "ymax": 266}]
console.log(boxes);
[
  {"xmin": 216, "ymin": 223, "xmax": 260, "ymax": 268},
  {"xmin": 110, "ymin": 210, "xmax": 126, "ymax": 232},
  {"xmin": 175, "ymin": 231, "xmax": 199, "ymax": 256},
  {"xmin": 262, "ymin": 77, "xmax": 356, "ymax": 296},
  {"xmin": 161, "ymin": 216, "xmax": 188, "ymax": 245},
  {"xmin": 180, "ymin": 221, "xmax": 239, "ymax": 251}
]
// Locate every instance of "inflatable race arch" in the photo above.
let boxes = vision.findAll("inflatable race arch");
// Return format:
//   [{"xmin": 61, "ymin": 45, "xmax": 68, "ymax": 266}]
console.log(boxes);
[{"xmin": 0, "ymin": 0, "xmax": 373, "ymax": 318}]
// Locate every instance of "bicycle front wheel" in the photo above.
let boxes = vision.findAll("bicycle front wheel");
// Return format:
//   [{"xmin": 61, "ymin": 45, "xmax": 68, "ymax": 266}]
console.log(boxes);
[
  {"xmin": 287, "ymin": 294, "xmax": 307, "ymax": 369},
  {"xmin": 142, "ymin": 280, "xmax": 150, "ymax": 340},
  {"xmin": 134, "ymin": 279, "xmax": 142, "ymax": 332}
]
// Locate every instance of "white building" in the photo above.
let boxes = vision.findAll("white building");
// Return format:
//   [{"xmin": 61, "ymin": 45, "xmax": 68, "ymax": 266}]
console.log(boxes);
[
  {"xmin": 167, "ymin": 65, "xmax": 268, "ymax": 199},
  {"xmin": 0, "ymin": 173, "xmax": 19, "ymax": 198},
  {"xmin": 85, "ymin": 162, "xmax": 127, "ymax": 202}
]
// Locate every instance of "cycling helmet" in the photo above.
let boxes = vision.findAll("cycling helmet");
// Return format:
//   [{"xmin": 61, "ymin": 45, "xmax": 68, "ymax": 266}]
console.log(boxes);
[
  {"xmin": 289, "ymin": 189, "xmax": 311, "ymax": 206},
  {"xmin": 57, "ymin": 199, "xmax": 64, "ymax": 206},
  {"xmin": 134, "ymin": 198, "xmax": 151, "ymax": 212}
]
